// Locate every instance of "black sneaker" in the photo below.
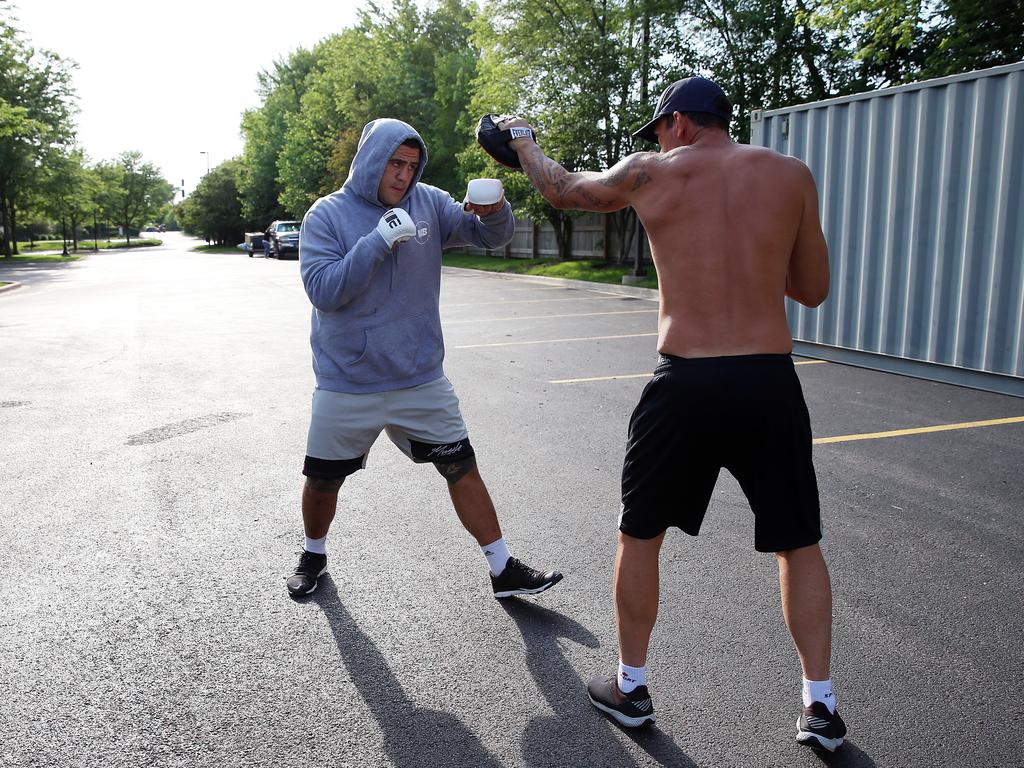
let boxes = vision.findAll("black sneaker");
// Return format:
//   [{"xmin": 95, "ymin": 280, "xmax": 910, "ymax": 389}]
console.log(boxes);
[
  {"xmin": 286, "ymin": 550, "xmax": 327, "ymax": 596},
  {"xmin": 587, "ymin": 674, "xmax": 656, "ymax": 728},
  {"xmin": 490, "ymin": 557, "xmax": 562, "ymax": 598},
  {"xmin": 796, "ymin": 701, "xmax": 846, "ymax": 752}
]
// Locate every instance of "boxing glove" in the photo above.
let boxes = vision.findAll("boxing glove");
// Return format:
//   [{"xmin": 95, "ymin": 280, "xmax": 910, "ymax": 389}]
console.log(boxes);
[
  {"xmin": 376, "ymin": 208, "xmax": 416, "ymax": 248},
  {"xmin": 464, "ymin": 178, "xmax": 504, "ymax": 207}
]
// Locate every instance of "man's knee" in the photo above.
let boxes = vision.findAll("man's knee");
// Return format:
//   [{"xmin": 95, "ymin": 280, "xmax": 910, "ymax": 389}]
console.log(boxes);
[
  {"xmin": 305, "ymin": 475, "xmax": 345, "ymax": 494},
  {"xmin": 433, "ymin": 455, "xmax": 477, "ymax": 484},
  {"xmin": 775, "ymin": 542, "xmax": 823, "ymax": 561},
  {"xmin": 302, "ymin": 455, "xmax": 364, "ymax": 494}
]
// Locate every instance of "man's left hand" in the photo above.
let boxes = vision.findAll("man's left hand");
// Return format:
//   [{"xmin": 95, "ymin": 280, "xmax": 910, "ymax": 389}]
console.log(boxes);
[
  {"xmin": 497, "ymin": 116, "xmax": 537, "ymax": 151},
  {"xmin": 464, "ymin": 198, "xmax": 506, "ymax": 217}
]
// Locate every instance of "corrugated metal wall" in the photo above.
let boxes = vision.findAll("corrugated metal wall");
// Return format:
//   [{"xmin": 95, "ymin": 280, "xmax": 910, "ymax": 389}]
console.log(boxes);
[{"xmin": 751, "ymin": 62, "xmax": 1024, "ymax": 396}]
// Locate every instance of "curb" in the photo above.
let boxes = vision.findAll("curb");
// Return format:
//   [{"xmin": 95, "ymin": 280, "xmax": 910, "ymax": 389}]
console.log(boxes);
[
  {"xmin": 0, "ymin": 282, "xmax": 23, "ymax": 294},
  {"xmin": 441, "ymin": 266, "xmax": 659, "ymax": 301}
]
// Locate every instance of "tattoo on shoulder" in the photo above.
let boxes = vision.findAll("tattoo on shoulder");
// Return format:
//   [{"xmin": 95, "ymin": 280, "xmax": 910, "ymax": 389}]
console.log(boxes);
[
  {"xmin": 598, "ymin": 164, "xmax": 631, "ymax": 188},
  {"xmin": 598, "ymin": 155, "xmax": 652, "ymax": 192},
  {"xmin": 631, "ymin": 171, "xmax": 652, "ymax": 191}
]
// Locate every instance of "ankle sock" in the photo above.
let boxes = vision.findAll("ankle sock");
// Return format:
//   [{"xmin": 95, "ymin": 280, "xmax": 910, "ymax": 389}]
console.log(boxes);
[
  {"xmin": 304, "ymin": 535, "xmax": 327, "ymax": 555},
  {"xmin": 617, "ymin": 661, "xmax": 647, "ymax": 694},
  {"xmin": 481, "ymin": 537, "xmax": 511, "ymax": 576},
  {"xmin": 802, "ymin": 678, "xmax": 836, "ymax": 713}
]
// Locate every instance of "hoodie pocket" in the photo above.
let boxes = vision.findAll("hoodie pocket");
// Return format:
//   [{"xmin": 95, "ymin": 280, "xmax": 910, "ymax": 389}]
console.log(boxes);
[{"xmin": 344, "ymin": 312, "xmax": 443, "ymax": 385}]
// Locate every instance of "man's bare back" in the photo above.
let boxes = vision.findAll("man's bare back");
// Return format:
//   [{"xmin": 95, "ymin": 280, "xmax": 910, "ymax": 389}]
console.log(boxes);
[
  {"xmin": 505, "ymin": 114, "xmax": 829, "ymax": 359},
  {"xmin": 631, "ymin": 137, "xmax": 828, "ymax": 357}
]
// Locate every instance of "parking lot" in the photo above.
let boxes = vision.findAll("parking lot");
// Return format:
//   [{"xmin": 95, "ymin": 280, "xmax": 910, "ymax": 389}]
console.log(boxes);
[{"xmin": 1, "ymin": 241, "xmax": 1021, "ymax": 767}]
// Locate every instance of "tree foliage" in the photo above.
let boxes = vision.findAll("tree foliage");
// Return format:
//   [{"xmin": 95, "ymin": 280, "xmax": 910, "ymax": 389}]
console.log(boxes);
[
  {"xmin": 0, "ymin": 6, "xmax": 76, "ymax": 255},
  {"xmin": 177, "ymin": 158, "xmax": 246, "ymax": 245},
  {"xmin": 94, "ymin": 151, "xmax": 174, "ymax": 245}
]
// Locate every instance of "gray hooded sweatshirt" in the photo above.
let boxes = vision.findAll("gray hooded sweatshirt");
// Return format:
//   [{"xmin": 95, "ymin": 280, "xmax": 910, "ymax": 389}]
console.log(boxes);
[{"xmin": 299, "ymin": 119, "xmax": 515, "ymax": 394}]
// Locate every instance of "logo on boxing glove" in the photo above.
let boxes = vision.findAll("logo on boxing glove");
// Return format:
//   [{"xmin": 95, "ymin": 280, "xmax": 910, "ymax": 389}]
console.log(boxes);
[{"xmin": 376, "ymin": 207, "xmax": 417, "ymax": 249}]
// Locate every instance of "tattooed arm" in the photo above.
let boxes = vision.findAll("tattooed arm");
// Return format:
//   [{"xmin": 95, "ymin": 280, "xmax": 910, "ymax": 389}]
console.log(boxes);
[{"xmin": 503, "ymin": 119, "xmax": 654, "ymax": 212}]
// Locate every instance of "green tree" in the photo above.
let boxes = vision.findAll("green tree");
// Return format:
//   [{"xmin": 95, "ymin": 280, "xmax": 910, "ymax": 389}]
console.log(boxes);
[
  {"xmin": 95, "ymin": 151, "xmax": 173, "ymax": 245},
  {"xmin": 271, "ymin": 0, "xmax": 479, "ymax": 217},
  {"xmin": 467, "ymin": 0, "xmax": 683, "ymax": 261},
  {"xmin": 177, "ymin": 158, "xmax": 245, "ymax": 245},
  {"xmin": 40, "ymin": 148, "xmax": 94, "ymax": 253},
  {"xmin": 923, "ymin": 0, "xmax": 1024, "ymax": 76},
  {"xmin": 0, "ymin": 7, "xmax": 76, "ymax": 256},
  {"xmin": 239, "ymin": 48, "xmax": 318, "ymax": 228}
]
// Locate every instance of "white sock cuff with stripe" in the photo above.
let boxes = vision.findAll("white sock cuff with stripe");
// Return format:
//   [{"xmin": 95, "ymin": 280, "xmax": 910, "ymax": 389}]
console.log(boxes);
[
  {"xmin": 617, "ymin": 661, "xmax": 647, "ymax": 694},
  {"xmin": 802, "ymin": 678, "xmax": 836, "ymax": 713},
  {"xmin": 304, "ymin": 535, "xmax": 327, "ymax": 555},
  {"xmin": 481, "ymin": 537, "xmax": 511, "ymax": 576}
]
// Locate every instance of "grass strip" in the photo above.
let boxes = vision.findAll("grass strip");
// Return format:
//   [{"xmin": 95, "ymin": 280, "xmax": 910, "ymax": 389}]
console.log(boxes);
[
  {"xmin": 1, "ymin": 254, "xmax": 82, "ymax": 263},
  {"xmin": 14, "ymin": 239, "xmax": 161, "ymax": 253},
  {"xmin": 192, "ymin": 245, "xmax": 248, "ymax": 254},
  {"xmin": 441, "ymin": 251, "xmax": 658, "ymax": 289}
]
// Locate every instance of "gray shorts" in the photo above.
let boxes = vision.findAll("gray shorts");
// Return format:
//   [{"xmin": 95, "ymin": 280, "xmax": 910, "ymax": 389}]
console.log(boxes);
[{"xmin": 303, "ymin": 376, "xmax": 473, "ymax": 479}]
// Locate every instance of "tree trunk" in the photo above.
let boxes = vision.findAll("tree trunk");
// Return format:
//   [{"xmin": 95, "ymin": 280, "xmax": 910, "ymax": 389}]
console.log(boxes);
[
  {"xmin": 556, "ymin": 215, "xmax": 573, "ymax": 261},
  {"xmin": 0, "ymin": 186, "xmax": 9, "ymax": 258},
  {"xmin": 9, "ymin": 200, "xmax": 18, "ymax": 255}
]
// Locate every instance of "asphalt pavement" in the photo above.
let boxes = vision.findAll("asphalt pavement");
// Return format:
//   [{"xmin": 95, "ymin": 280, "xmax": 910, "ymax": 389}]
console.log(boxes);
[{"xmin": 1, "ymin": 234, "xmax": 1021, "ymax": 768}]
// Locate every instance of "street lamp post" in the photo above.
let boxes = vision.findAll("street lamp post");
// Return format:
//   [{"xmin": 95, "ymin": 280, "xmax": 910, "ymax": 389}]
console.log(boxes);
[{"xmin": 199, "ymin": 151, "xmax": 210, "ymax": 175}]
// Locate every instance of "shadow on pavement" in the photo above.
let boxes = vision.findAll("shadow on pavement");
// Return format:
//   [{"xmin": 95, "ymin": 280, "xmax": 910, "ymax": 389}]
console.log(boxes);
[
  {"xmin": 813, "ymin": 740, "xmax": 877, "ymax": 767},
  {"xmin": 0, "ymin": 258, "xmax": 83, "ymax": 292},
  {"xmin": 501, "ymin": 600, "xmax": 698, "ymax": 768},
  {"xmin": 310, "ymin": 576, "xmax": 505, "ymax": 768}
]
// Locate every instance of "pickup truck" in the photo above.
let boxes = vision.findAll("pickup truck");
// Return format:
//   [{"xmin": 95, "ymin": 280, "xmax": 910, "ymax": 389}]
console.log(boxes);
[{"xmin": 264, "ymin": 220, "xmax": 301, "ymax": 259}]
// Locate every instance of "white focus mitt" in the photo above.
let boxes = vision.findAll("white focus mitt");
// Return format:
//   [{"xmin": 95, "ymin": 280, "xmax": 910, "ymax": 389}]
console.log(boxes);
[{"xmin": 464, "ymin": 178, "xmax": 504, "ymax": 207}]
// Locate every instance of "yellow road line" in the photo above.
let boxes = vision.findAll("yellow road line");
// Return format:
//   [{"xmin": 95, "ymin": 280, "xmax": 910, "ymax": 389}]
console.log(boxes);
[
  {"xmin": 549, "ymin": 359, "xmax": 826, "ymax": 384},
  {"xmin": 444, "ymin": 309, "xmax": 657, "ymax": 325},
  {"xmin": 814, "ymin": 416, "xmax": 1024, "ymax": 444},
  {"xmin": 454, "ymin": 333, "xmax": 658, "ymax": 350},
  {"xmin": 550, "ymin": 373, "xmax": 653, "ymax": 383}
]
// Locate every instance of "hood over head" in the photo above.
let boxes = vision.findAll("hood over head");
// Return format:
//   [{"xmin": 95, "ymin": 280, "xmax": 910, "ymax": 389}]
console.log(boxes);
[{"xmin": 344, "ymin": 118, "xmax": 428, "ymax": 206}]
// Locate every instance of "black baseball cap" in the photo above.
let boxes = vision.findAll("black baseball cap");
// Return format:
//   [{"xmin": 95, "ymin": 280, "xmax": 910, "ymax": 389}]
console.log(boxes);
[{"xmin": 633, "ymin": 77, "xmax": 732, "ymax": 143}]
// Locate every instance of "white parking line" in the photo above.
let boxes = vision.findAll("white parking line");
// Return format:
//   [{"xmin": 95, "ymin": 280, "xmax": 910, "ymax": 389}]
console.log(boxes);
[
  {"xmin": 453, "ymin": 332, "xmax": 658, "ymax": 349},
  {"xmin": 549, "ymin": 359, "xmax": 827, "ymax": 384},
  {"xmin": 444, "ymin": 309, "xmax": 658, "ymax": 325}
]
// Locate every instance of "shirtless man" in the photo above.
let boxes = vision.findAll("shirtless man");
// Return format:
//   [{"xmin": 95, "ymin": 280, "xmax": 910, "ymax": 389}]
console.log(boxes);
[{"xmin": 497, "ymin": 77, "xmax": 844, "ymax": 751}]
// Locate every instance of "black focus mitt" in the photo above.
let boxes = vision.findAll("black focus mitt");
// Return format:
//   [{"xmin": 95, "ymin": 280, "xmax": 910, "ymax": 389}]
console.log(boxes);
[{"xmin": 475, "ymin": 114, "xmax": 536, "ymax": 169}]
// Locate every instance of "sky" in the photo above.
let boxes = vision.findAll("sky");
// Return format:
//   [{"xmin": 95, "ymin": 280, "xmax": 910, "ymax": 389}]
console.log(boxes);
[{"xmin": 11, "ymin": 0, "xmax": 366, "ymax": 198}]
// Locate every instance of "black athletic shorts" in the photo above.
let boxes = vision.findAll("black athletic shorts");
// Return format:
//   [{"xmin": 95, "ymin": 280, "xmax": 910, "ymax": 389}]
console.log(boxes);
[{"xmin": 619, "ymin": 353, "xmax": 821, "ymax": 552}]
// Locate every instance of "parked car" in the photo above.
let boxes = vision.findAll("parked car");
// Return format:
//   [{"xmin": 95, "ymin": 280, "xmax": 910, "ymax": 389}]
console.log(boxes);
[{"xmin": 264, "ymin": 220, "xmax": 301, "ymax": 259}]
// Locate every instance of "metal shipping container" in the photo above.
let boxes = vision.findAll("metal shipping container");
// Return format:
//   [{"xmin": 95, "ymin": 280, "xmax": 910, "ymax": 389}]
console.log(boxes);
[{"xmin": 751, "ymin": 62, "xmax": 1024, "ymax": 397}]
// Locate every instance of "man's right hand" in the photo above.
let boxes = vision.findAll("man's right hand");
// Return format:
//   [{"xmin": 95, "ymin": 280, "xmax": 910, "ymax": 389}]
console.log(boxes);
[{"xmin": 376, "ymin": 208, "xmax": 416, "ymax": 249}]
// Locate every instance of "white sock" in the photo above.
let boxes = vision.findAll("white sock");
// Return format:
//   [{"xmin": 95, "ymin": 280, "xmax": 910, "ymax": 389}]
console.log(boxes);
[
  {"xmin": 481, "ymin": 537, "xmax": 511, "ymax": 576},
  {"xmin": 618, "ymin": 661, "xmax": 647, "ymax": 694},
  {"xmin": 304, "ymin": 535, "xmax": 327, "ymax": 555},
  {"xmin": 802, "ymin": 678, "xmax": 836, "ymax": 713}
]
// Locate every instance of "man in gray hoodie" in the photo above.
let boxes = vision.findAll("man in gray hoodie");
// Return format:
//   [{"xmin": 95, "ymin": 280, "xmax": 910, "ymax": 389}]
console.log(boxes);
[{"xmin": 286, "ymin": 118, "xmax": 563, "ymax": 600}]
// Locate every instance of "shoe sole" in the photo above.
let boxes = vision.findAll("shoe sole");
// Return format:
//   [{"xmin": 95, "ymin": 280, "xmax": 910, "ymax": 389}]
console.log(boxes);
[
  {"xmin": 493, "ymin": 574, "xmax": 563, "ymax": 599},
  {"xmin": 796, "ymin": 719, "xmax": 843, "ymax": 752},
  {"xmin": 588, "ymin": 693, "xmax": 655, "ymax": 728},
  {"xmin": 286, "ymin": 566, "xmax": 328, "ymax": 597}
]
